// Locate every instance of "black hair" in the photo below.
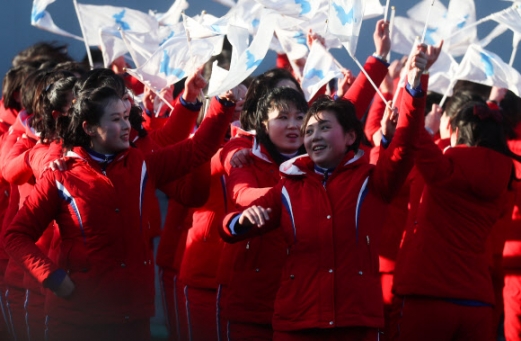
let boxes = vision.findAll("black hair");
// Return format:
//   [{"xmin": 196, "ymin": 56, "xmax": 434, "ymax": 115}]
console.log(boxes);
[
  {"xmin": 33, "ymin": 70, "xmax": 76, "ymax": 143},
  {"xmin": 254, "ymin": 87, "xmax": 308, "ymax": 165},
  {"xmin": 12, "ymin": 42, "xmax": 73, "ymax": 68},
  {"xmin": 2, "ymin": 64, "xmax": 36, "ymax": 111},
  {"xmin": 304, "ymin": 97, "xmax": 362, "ymax": 153},
  {"xmin": 240, "ymin": 68, "xmax": 302, "ymax": 131},
  {"xmin": 60, "ymin": 87, "xmax": 121, "ymax": 150},
  {"xmin": 75, "ymin": 68, "xmax": 146, "ymax": 137},
  {"xmin": 444, "ymin": 90, "xmax": 483, "ymax": 120},
  {"xmin": 21, "ymin": 68, "xmax": 51, "ymax": 115}
]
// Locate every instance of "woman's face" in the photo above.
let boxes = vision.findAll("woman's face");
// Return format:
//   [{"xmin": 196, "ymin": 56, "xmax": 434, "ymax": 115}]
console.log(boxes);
[
  {"xmin": 264, "ymin": 101, "xmax": 305, "ymax": 155},
  {"xmin": 87, "ymin": 98, "xmax": 130, "ymax": 155},
  {"xmin": 304, "ymin": 110, "xmax": 356, "ymax": 169}
]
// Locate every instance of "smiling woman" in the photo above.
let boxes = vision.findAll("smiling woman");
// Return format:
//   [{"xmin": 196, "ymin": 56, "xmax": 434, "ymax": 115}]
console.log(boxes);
[{"xmin": 3, "ymin": 83, "xmax": 235, "ymax": 340}]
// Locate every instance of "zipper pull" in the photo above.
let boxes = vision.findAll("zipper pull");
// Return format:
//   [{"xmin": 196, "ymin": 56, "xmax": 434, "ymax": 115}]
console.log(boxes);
[
  {"xmin": 366, "ymin": 235, "xmax": 370, "ymax": 245},
  {"xmin": 246, "ymin": 241, "xmax": 250, "ymax": 249}
]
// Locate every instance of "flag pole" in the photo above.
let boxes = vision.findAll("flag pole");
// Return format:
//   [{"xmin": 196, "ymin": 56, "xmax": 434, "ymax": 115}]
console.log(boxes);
[
  {"xmin": 72, "ymin": 0, "xmax": 93, "ymax": 70},
  {"xmin": 383, "ymin": 0, "xmax": 391, "ymax": 22},
  {"xmin": 125, "ymin": 70, "xmax": 175, "ymax": 113},
  {"xmin": 386, "ymin": 6, "xmax": 396, "ymax": 62},
  {"xmin": 348, "ymin": 51, "xmax": 392, "ymax": 110},
  {"xmin": 510, "ymin": 33, "xmax": 520, "ymax": 66},
  {"xmin": 420, "ymin": 0, "xmax": 435, "ymax": 44},
  {"xmin": 392, "ymin": 36, "xmax": 420, "ymax": 106}
]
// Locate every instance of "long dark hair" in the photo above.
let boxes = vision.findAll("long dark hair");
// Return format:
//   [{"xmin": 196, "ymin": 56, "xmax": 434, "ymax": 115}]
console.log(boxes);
[{"xmin": 32, "ymin": 70, "xmax": 76, "ymax": 143}]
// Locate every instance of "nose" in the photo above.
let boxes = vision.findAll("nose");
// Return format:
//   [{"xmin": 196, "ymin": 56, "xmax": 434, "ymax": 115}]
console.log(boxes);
[
  {"xmin": 288, "ymin": 118, "xmax": 300, "ymax": 129},
  {"xmin": 122, "ymin": 117, "xmax": 131, "ymax": 131}
]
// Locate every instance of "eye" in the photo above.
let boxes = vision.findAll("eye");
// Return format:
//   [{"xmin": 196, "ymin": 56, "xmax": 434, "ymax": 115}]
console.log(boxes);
[
  {"xmin": 321, "ymin": 125, "xmax": 330, "ymax": 131},
  {"xmin": 297, "ymin": 115, "xmax": 305, "ymax": 120},
  {"xmin": 278, "ymin": 115, "xmax": 287, "ymax": 120},
  {"xmin": 305, "ymin": 128, "xmax": 313, "ymax": 135}
]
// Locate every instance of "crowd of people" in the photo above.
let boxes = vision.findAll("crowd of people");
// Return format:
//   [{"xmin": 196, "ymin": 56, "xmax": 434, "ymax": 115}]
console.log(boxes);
[{"xmin": 0, "ymin": 16, "xmax": 520, "ymax": 341}]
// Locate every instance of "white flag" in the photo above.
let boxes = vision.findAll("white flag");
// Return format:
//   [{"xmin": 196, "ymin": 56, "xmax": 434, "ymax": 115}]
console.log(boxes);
[
  {"xmin": 442, "ymin": 0, "xmax": 477, "ymax": 56},
  {"xmin": 126, "ymin": 34, "xmax": 215, "ymax": 91},
  {"xmin": 480, "ymin": 24, "xmax": 509, "ymax": 48},
  {"xmin": 213, "ymin": 0, "xmax": 237, "ymax": 8},
  {"xmin": 428, "ymin": 50, "xmax": 459, "ymax": 96},
  {"xmin": 32, "ymin": 0, "xmax": 83, "ymax": 40},
  {"xmin": 151, "ymin": 0, "xmax": 188, "ymax": 26},
  {"xmin": 327, "ymin": 0, "xmax": 364, "ymax": 55},
  {"xmin": 275, "ymin": 28, "xmax": 309, "ymax": 61},
  {"xmin": 489, "ymin": 5, "xmax": 521, "ymax": 36},
  {"xmin": 207, "ymin": 12, "xmax": 276, "ymax": 97},
  {"xmin": 454, "ymin": 44, "xmax": 521, "ymax": 96},
  {"xmin": 363, "ymin": 0, "xmax": 384, "ymax": 20},
  {"xmin": 223, "ymin": 0, "xmax": 264, "ymax": 35},
  {"xmin": 390, "ymin": 17, "xmax": 425, "ymax": 56},
  {"xmin": 76, "ymin": 3, "xmax": 158, "ymax": 46},
  {"xmin": 99, "ymin": 28, "xmax": 128, "ymax": 68},
  {"xmin": 254, "ymin": 0, "xmax": 320, "ymax": 19},
  {"xmin": 301, "ymin": 43, "xmax": 343, "ymax": 101}
]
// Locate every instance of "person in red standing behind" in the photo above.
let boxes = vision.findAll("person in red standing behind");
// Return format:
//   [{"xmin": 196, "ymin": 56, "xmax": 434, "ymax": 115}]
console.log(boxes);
[
  {"xmin": 391, "ymin": 87, "xmax": 521, "ymax": 340},
  {"xmin": 3, "ymin": 83, "xmax": 235, "ymax": 340}
]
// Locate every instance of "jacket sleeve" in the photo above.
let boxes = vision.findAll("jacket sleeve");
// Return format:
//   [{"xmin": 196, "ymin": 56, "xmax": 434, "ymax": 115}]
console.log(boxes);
[
  {"xmin": 221, "ymin": 138, "xmax": 272, "ymax": 208},
  {"xmin": 371, "ymin": 85, "xmax": 425, "ymax": 203},
  {"xmin": 147, "ymin": 96, "xmax": 234, "ymax": 187},
  {"xmin": 219, "ymin": 181, "xmax": 283, "ymax": 243},
  {"xmin": 364, "ymin": 91, "xmax": 393, "ymax": 146},
  {"xmin": 2, "ymin": 136, "xmax": 35, "ymax": 185},
  {"xmin": 148, "ymin": 96, "xmax": 199, "ymax": 147},
  {"xmin": 3, "ymin": 171, "xmax": 61, "ymax": 284},
  {"xmin": 342, "ymin": 56, "xmax": 389, "ymax": 120}
]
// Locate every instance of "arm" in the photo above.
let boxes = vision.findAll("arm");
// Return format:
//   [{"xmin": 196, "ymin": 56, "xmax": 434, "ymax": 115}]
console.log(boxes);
[
  {"xmin": 219, "ymin": 182, "xmax": 283, "ymax": 243},
  {"xmin": 147, "ymin": 96, "xmax": 234, "ymax": 187},
  {"xmin": 221, "ymin": 137, "xmax": 273, "ymax": 207},
  {"xmin": 372, "ymin": 44, "xmax": 427, "ymax": 202},
  {"xmin": 2, "ymin": 136, "xmax": 36, "ymax": 185},
  {"xmin": 3, "ymin": 171, "xmax": 73, "ymax": 297},
  {"xmin": 342, "ymin": 19, "xmax": 390, "ymax": 120}
]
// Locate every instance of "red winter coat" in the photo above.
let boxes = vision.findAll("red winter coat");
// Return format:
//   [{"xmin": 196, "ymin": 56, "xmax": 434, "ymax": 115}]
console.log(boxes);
[
  {"xmin": 221, "ymin": 90, "xmax": 423, "ymax": 331},
  {"xmin": 4, "ymin": 102, "xmax": 233, "ymax": 324},
  {"xmin": 219, "ymin": 132, "xmax": 288, "ymax": 324},
  {"xmin": 393, "ymin": 129, "xmax": 514, "ymax": 305}
]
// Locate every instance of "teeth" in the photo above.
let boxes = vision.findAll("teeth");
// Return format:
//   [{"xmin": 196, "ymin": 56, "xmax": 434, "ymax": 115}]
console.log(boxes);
[{"xmin": 313, "ymin": 146, "xmax": 325, "ymax": 151}]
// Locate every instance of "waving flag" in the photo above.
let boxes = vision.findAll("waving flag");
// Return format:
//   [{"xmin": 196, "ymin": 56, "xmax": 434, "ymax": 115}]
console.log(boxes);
[
  {"xmin": 213, "ymin": 0, "xmax": 237, "ymax": 7},
  {"xmin": 126, "ymin": 34, "xmax": 215, "ymax": 91},
  {"xmin": 183, "ymin": 13, "xmax": 227, "ymax": 39},
  {"xmin": 454, "ymin": 44, "xmax": 521, "ymax": 96},
  {"xmin": 150, "ymin": 0, "xmax": 188, "ymax": 26},
  {"xmin": 207, "ymin": 11, "xmax": 277, "ymax": 97},
  {"xmin": 442, "ymin": 0, "xmax": 477, "ymax": 56},
  {"xmin": 254, "ymin": 0, "xmax": 320, "ymax": 19},
  {"xmin": 489, "ymin": 5, "xmax": 521, "ymax": 36},
  {"xmin": 275, "ymin": 28, "xmax": 309, "ymax": 61},
  {"xmin": 99, "ymin": 28, "xmax": 127, "ymax": 68},
  {"xmin": 363, "ymin": 0, "xmax": 384, "ymax": 20},
  {"xmin": 32, "ymin": 0, "xmax": 83, "ymax": 40},
  {"xmin": 75, "ymin": 3, "xmax": 158, "ymax": 46},
  {"xmin": 222, "ymin": 0, "xmax": 264, "ymax": 34},
  {"xmin": 428, "ymin": 50, "xmax": 459, "ymax": 95},
  {"xmin": 327, "ymin": 0, "xmax": 364, "ymax": 55},
  {"xmin": 301, "ymin": 42, "xmax": 343, "ymax": 101}
]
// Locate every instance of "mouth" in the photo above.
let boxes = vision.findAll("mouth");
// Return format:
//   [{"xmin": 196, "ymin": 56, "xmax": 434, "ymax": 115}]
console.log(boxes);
[
  {"xmin": 312, "ymin": 145, "xmax": 326, "ymax": 151},
  {"xmin": 286, "ymin": 133, "xmax": 300, "ymax": 139}
]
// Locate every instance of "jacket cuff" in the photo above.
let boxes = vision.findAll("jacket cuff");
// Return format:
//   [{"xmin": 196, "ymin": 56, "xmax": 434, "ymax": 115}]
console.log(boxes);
[
  {"xmin": 43, "ymin": 269, "xmax": 67, "ymax": 291},
  {"xmin": 179, "ymin": 96, "xmax": 203, "ymax": 111}
]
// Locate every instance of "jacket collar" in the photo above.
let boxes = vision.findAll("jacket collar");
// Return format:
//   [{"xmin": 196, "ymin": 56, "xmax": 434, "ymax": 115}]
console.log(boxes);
[{"xmin": 279, "ymin": 149, "xmax": 365, "ymax": 177}]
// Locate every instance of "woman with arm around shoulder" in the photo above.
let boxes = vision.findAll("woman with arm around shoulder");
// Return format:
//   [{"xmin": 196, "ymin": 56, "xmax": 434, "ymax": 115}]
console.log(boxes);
[
  {"xmin": 3, "ymin": 85, "xmax": 233, "ymax": 341},
  {"xmin": 220, "ymin": 46, "xmax": 427, "ymax": 340}
]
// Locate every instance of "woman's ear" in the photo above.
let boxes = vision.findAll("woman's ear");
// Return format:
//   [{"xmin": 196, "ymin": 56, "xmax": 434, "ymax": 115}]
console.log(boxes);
[
  {"xmin": 344, "ymin": 130, "xmax": 357, "ymax": 149},
  {"xmin": 82, "ymin": 121, "xmax": 96, "ymax": 137}
]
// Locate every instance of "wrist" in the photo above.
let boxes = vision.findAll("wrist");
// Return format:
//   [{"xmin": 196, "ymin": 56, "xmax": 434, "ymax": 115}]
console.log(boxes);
[{"xmin": 372, "ymin": 52, "xmax": 388, "ymax": 63}]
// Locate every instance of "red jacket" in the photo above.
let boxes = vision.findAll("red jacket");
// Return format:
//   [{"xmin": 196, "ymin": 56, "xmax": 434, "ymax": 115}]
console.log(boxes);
[
  {"xmin": 178, "ymin": 152, "xmax": 227, "ymax": 289},
  {"xmin": 221, "ymin": 90, "xmax": 423, "ymax": 331},
  {"xmin": 4, "ymin": 101, "xmax": 233, "ymax": 324},
  {"xmin": 219, "ymin": 132, "xmax": 288, "ymax": 324},
  {"xmin": 393, "ymin": 129, "xmax": 514, "ymax": 305}
]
